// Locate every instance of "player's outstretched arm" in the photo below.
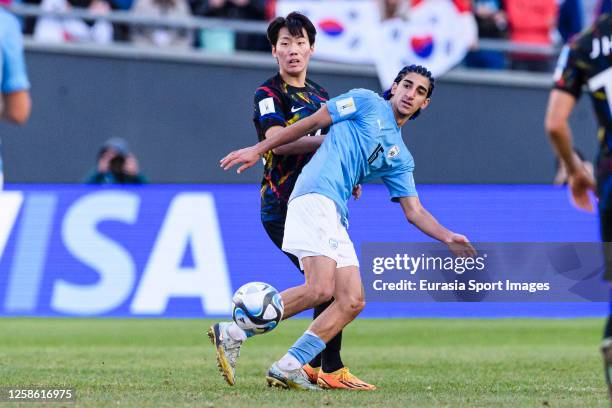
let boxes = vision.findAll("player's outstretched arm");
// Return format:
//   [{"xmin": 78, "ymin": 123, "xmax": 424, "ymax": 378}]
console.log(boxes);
[
  {"xmin": 266, "ymin": 126, "xmax": 325, "ymax": 156},
  {"xmin": 220, "ymin": 105, "xmax": 332, "ymax": 173},
  {"xmin": 398, "ymin": 196, "xmax": 476, "ymax": 257},
  {"xmin": 545, "ymin": 89, "xmax": 596, "ymax": 211}
]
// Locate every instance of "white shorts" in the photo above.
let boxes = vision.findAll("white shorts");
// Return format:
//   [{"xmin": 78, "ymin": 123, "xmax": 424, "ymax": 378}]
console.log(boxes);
[{"xmin": 282, "ymin": 193, "xmax": 359, "ymax": 270}]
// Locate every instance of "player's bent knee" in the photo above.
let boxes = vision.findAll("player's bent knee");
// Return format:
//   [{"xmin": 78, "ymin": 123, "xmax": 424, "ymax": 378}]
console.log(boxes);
[
  {"xmin": 307, "ymin": 285, "xmax": 334, "ymax": 306},
  {"xmin": 338, "ymin": 296, "xmax": 365, "ymax": 317}
]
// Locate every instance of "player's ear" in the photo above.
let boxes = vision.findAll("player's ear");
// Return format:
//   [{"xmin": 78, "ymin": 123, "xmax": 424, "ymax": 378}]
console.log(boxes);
[
  {"xmin": 420, "ymin": 98, "xmax": 431, "ymax": 110},
  {"xmin": 271, "ymin": 45, "xmax": 278, "ymax": 58},
  {"xmin": 390, "ymin": 82, "xmax": 398, "ymax": 98}
]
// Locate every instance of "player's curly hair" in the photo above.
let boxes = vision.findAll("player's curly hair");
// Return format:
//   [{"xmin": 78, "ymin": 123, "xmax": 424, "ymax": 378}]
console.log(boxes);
[
  {"xmin": 382, "ymin": 65, "xmax": 435, "ymax": 120},
  {"xmin": 267, "ymin": 12, "xmax": 317, "ymax": 47}
]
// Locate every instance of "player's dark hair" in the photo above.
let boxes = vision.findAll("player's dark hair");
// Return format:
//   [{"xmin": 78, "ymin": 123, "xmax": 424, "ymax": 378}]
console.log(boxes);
[
  {"xmin": 382, "ymin": 64, "xmax": 435, "ymax": 120},
  {"xmin": 267, "ymin": 12, "xmax": 316, "ymax": 47}
]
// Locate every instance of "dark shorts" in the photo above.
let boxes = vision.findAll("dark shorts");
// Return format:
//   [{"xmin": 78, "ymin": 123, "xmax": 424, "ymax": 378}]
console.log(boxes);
[
  {"xmin": 597, "ymin": 152, "xmax": 612, "ymax": 281},
  {"xmin": 262, "ymin": 218, "xmax": 302, "ymax": 273}
]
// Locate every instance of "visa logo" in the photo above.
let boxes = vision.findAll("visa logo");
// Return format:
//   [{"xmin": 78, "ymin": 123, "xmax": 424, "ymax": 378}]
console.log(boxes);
[{"xmin": 0, "ymin": 191, "xmax": 232, "ymax": 316}]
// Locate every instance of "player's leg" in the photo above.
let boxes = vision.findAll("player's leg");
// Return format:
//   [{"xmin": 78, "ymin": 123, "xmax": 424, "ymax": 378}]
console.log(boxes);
[
  {"xmin": 209, "ymin": 240, "xmax": 336, "ymax": 386},
  {"xmin": 267, "ymin": 261, "xmax": 374, "ymax": 391},
  {"xmin": 306, "ymin": 264, "xmax": 364, "ymax": 342},
  {"xmin": 208, "ymin": 255, "xmax": 335, "ymax": 387},
  {"xmin": 312, "ymin": 227, "xmax": 375, "ymax": 390},
  {"xmin": 263, "ymin": 218, "xmax": 344, "ymax": 383},
  {"xmin": 600, "ymin": 204, "xmax": 612, "ymax": 399},
  {"xmin": 266, "ymin": 254, "xmax": 337, "ymax": 390}
]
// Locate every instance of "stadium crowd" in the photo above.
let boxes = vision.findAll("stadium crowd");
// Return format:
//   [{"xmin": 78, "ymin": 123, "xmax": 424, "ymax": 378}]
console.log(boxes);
[{"xmin": 2, "ymin": 0, "xmax": 610, "ymax": 72}]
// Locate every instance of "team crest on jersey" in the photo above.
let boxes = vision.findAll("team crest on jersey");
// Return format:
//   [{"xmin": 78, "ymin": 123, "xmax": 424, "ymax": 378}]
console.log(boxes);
[
  {"xmin": 336, "ymin": 97, "xmax": 356, "ymax": 116},
  {"xmin": 387, "ymin": 145, "xmax": 400, "ymax": 159},
  {"xmin": 259, "ymin": 97, "xmax": 275, "ymax": 116}
]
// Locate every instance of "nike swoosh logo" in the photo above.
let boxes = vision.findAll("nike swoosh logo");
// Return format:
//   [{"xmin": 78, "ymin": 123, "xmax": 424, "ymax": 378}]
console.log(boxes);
[{"xmin": 291, "ymin": 106, "xmax": 305, "ymax": 113}]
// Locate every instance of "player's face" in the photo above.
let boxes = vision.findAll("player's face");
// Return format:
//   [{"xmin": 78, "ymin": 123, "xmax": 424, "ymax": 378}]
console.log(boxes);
[
  {"xmin": 272, "ymin": 27, "xmax": 313, "ymax": 76},
  {"xmin": 390, "ymin": 72, "xmax": 431, "ymax": 118}
]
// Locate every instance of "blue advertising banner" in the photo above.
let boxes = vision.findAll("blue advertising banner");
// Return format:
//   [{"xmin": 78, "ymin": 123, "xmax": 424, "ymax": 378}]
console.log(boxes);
[{"xmin": 0, "ymin": 184, "xmax": 604, "ymax": 318}]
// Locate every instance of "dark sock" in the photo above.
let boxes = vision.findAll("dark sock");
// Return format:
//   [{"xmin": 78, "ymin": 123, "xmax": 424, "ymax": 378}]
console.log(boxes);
[
  {"xmin": 603, "ymin": 315, "xmax": 612, "ymax": 400},
  {"xmin": 605, "ymin": 314, "xmax": 612, "ymax": 338},
  {"xmin": 307, "ymin": 299, "xmax": 344, "ymax": 372}
]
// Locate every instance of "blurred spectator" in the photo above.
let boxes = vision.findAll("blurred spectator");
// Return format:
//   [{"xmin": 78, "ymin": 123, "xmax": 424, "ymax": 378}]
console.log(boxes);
[
  {"xmin": 85, "ymin": 137, "xmax": 147, "ymax": 184},
  {"xmin": 33, "ymin": 0, "xmax": 113, "ymax": 44},
  {"xmin": 0, "ymin": 3, "xmax": 32, "ymax": 190},
  {"xmin": 553, "ymin": 149, "xmax": 594, "ymax": 185},
  {"xmin": 597, "ymin": 0, "xmax": 612, "ymax": 17},
  {"xmin": 505, "ymin": 0, "xmax": 558, "ymax": 72},
  {"xmin": 379, "ymin": 0, "xmax": 411, "ymax": 20},
  {"xmin": 108, "ymin": 0, "xmax": 134, "ymax": 42},
  {"xmin": 557, "ymin": 0, "xmax": 583, "ymax": 43},
  {"xmin": 465, "ymin": 0, "xmax": 507, "ymax": 69},
  {"xmin": 194, "ymin": 0, "xmax": 268, "ymax": 52},
  {"xmin": 130, "ymin": 0, "xmax": 193, "ymax": 48},
  {"xmin": 21, "ymin": 0, "xmax": 42, "ymax": 35}
]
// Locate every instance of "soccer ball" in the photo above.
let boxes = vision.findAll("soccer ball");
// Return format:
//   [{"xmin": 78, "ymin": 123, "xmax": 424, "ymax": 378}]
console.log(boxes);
[{"xmin": 232, "ymin": 282, "xmax": 284, "ymax": 335}]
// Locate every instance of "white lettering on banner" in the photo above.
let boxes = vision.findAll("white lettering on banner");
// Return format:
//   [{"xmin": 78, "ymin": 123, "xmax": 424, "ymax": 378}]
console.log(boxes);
[
  {"xmin": 53, "ymin": 191, "xmax": 139, "ymax": 314},
  {"xmin": 0, "ymin": 192, "xmax": 23, "ymax": 261},
  {"xmin": 588, "ymin": 67, "xmax": 612, "ymax": 114},
  {"xmin": 131, "ymin": 193, "xmax": 232, "ymax": 315}
]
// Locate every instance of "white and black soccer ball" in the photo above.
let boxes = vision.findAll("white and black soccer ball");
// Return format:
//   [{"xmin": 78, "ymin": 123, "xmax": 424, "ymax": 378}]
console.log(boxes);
[{"xmin": 232, "ymin": 282, "xmax": 284, "ymax": 335}]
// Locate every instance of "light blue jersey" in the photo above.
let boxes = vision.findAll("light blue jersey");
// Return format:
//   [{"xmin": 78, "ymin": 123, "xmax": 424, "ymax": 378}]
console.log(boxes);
[
  {"xmin": 0, "ymin": 9, "xmax": 29, "ymax": 94},
  {"xmin": 290, "ymin": 88, "xmax": 418, "ymax": 226},
  {"xmin": 0, "ymin": 8, "xmax": 30, "ymax": 174}
]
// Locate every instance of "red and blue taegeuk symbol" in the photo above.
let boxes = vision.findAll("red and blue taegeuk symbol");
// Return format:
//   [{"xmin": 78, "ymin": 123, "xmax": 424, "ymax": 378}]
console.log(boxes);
[
  {"xmin": 410, "ymin": 35, "xmax": 434, "ymax": 58},
  {"xmin": 318, "ymin": 19, "xmax": 344, "ymax": 37}
]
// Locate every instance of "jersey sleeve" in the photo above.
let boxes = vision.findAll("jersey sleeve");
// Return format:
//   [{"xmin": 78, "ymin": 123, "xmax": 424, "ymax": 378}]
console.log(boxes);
[
  {"xmin": 382, "ymin": 168, "xmax": 418, "ymax": 202},
  {"xmin": 327, "ymin": 88, "xmax": 378, "ymax": 124},
  {"xmin": 553, "ymin": 43, "xmax": 585, "ymax": 99},
  {"xmin": 1, "ymin": 16, "xmax": 30, "ymax": 93},
  {"xmin": 253, "ymin": 85, "xmax": 287, "ymax": 136}
]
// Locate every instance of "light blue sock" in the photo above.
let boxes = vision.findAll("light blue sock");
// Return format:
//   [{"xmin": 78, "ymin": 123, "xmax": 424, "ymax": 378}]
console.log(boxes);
[{"xmin": 287, "ymin": 330, "xmax": 326, "ymax": 366}]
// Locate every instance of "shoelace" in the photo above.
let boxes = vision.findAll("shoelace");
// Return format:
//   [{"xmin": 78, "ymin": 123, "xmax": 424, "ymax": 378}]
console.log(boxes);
[{"xmin": 337, "ymin": 368, "xmax": 353, "ymax": 382}]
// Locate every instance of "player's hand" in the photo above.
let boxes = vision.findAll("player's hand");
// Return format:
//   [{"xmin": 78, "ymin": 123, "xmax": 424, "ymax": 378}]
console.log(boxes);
[
  {"xmin": 97, "ymin": 149, "xmax": 115, "ymax": 173},
  {"xmin": 568, "ymin": 166, "xmax": 596, "ymax": 213},
  {"xmin": 124, "ymin": 154, "xmax": 139, "ymax": 176},
  {"xmin": 220, "ymin": 146, "xmax": 260, "ymax": 174},
  {"xmin": 352, "ymin": 184, "xmax": 362, "ymax": 200},
  {"xmin": 445, "ymin": 233, "xmax": 477, "ymax": 258}
]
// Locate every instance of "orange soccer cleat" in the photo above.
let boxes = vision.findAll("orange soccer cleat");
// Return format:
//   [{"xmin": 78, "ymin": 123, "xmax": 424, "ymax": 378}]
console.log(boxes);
[
  {"xmin": 317, "ymin": 367, "xmax": 377, "ymax": 390},
  {"xmin": 302, "ymin": 364, "xmax": 320, "ymax": 384}
]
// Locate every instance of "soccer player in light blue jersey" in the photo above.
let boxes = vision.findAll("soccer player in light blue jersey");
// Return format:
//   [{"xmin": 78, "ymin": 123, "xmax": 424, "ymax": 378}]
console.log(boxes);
[
  {"xmin": 0, "ymin": 5, "xmax": 31, "ymax": 189},
  {"xmin": 218, "ymin": 65, "xmax": 475, "ymax": 390}
]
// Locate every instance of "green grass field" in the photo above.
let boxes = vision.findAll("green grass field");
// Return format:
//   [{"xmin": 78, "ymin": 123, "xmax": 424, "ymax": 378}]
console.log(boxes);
[{"xmin": 0, "ymin": 318, "xmax": 607, "ymax": 407}]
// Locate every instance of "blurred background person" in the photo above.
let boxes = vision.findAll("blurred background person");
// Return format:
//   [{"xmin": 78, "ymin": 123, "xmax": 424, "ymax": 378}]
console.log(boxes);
[
  {"xmin": 505, "ymin": 0, "xmax": 558, "ymax": 72},
  {"xmin": 379, "ymin": 0, "xmax": 411, "ymax": 20},
  {"xmin": 85, "ymin": 137, "xmax": 147, "ymax": 184},
  {"xmin": 33, "ymin": 0, "xmax": 113, "ymax": 44},
  {"xmin": 557, "ymin": 0, "xmax": 583, "ymax": 44},
  {"xmin": 194, "ymin": 0, "xmax": 268, "ymax": 52},
  {"xmin": 464, "ymin": 0, "xmax": 507, "ymax": 69},
  {"xmin": 0, "ymin": 1, "xmax": 32, "ymax": 190},
  {"xmin": 130, "ymin": 0, "xmax": 193, "ymax": 48}
]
